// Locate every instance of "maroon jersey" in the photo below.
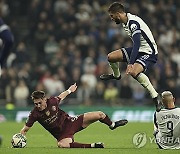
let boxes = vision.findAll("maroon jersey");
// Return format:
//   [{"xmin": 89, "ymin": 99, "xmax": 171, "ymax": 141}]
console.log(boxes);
[{"xmin": 26, "ymin": 97, "xmax": 69, "ymax": 140}]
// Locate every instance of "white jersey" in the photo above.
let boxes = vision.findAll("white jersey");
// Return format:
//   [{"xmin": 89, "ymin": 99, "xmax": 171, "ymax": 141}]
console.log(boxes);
[
  {"xmin": 154, "ymin": 108, "xmax": 180, "ymax": 149},
  {"xmin": 122, "ymin": 13, "xmax": 158, "ymax": 55}
]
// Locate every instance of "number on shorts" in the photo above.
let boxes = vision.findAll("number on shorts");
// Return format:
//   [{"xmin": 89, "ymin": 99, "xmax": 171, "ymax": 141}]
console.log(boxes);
[{"xmin": 140, "ymin": 55, "xmax": 149, "ymax": 60}]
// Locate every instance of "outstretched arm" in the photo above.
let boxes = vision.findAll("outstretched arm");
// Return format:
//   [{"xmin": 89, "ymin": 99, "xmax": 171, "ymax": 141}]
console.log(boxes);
[
  {"xmin": 20, "ymin": 125, "xmax": 31, "ymax": 136},
  {"xmin": 58, "ymin": 83, "xmax": 77, "ymax": 101}
]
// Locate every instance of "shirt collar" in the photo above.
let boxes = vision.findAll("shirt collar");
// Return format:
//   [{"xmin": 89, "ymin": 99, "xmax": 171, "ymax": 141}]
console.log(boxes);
[
  {"xmin": 122, "ymin": 13, "xmax": 130, "ymax": 27},
  {"xmin": 164, "ymin": 107, "xmax": 177, "ymax": 110}
]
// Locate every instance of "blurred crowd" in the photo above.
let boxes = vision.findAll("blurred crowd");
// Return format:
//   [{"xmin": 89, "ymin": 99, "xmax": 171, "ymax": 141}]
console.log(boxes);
[{"xmin": 0, "ymin": 0, "xmax": 180, "ymax": 107}]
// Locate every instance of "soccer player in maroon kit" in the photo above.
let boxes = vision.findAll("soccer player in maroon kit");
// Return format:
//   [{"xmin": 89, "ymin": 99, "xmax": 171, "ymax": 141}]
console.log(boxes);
[{"xmin": 20, "ymin": 83, "xmax": 128, "ymax": 148}]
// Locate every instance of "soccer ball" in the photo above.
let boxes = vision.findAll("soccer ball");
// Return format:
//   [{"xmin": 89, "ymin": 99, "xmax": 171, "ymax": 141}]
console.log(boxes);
[{"xmin": 11, "ymin": 133, "xmax": 27, "ymax": 148}]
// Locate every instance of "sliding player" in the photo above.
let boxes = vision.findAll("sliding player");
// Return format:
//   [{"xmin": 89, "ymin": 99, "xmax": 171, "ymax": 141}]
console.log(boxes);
[{"xmin": 20, "ymin": 83, "xmax": 128, "ymax": 148}]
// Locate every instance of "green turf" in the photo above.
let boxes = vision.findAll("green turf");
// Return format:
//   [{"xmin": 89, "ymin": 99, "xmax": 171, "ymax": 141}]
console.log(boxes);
[{"xmin": 0, "ymin": 122, "xmax": 179, "ymax": 154}]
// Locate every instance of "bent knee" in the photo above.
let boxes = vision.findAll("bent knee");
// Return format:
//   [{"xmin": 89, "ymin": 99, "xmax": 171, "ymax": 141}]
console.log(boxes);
[
  {"xmin": 107, "ymin": 53, "xmax": 119, "ymax": 62},
  {"xmin": 107, "ymin": 53, "xmax": 113, "ymax": 62},
  {"xmin": 57, "ymin": 142, "xmax": 70, "ymax": 148},
  {"xmin": 97, "ymin": 111, "xmax": 106, "ymax": 120},
  {"xmin": 107, "ymin": 50, "xmax": 123, "ymax": 62}
]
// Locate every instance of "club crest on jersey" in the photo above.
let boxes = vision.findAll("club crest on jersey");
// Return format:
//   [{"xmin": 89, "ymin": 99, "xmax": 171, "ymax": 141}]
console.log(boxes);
[
  {"xmin": 52, "ymin": 106, "xmax": 56, "ymax": 111},
  {"xmin": 130, "ymin": 24, "xmax": 137, "ymax": 32},
  {"xmin": 45, "ymin": 111, "xmax": 50, "ymax": 116}
]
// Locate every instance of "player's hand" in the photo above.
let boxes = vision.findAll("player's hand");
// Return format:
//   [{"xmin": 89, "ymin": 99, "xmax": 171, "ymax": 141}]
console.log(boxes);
[
  {"xmin": 68, "ymin": 83, "xmax": 77, "ymax": 93},
  {"xmin": 126, "ymin": 64, "xmax": 133, "ymax": 75}
]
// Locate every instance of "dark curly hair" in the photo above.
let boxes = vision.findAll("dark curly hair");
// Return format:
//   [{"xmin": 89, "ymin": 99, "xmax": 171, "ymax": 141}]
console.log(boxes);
[{"xmin": 108, "ymin": 2, "xmax": 125, "ymax": 13}]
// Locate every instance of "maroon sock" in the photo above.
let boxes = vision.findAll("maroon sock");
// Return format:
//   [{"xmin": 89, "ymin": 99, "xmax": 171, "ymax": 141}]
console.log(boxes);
[
  {"xmin": 70, "ymin": 142, "xmax": 91, "ymax": 148},
  {"xmin": 99, "ymin": 115, "xmax": 112, "ymax": 126}
]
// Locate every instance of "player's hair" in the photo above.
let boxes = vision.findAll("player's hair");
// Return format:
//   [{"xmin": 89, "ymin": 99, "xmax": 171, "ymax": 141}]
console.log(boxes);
[
  {"xmin": 161, "ymin": 91, "xmax": 174, "ymax": 107},
  {"xmin": 108, "ymin": 2, "xmax": 125, "ymax": 13},
  {"xmin": 161, "ymin": 91, "xmax": 173, "ymax": 98},
  {"xmin": 31, "ymin": 91, "xmax": 45, "ymax": 100}
]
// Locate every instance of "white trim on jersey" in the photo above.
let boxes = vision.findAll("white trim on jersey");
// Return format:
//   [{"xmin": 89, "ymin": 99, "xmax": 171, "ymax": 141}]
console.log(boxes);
[
  {"xmin": 0, "ymin": 25, "xmax": 9, "ymax": 33},
  {"xmin": 132, "ymin": 30, "xmax": 141, "ymax": 37},
  {"xmin": 122, "ymin": 48, "xmax": 130, "ymax": 63},
  {"xmin": 122, "ymin": 13, "xmax": 158, "ymax": 55},
  {"xmin": 136, "ymin": 59, "xmax": 146, "ymax": 67}
]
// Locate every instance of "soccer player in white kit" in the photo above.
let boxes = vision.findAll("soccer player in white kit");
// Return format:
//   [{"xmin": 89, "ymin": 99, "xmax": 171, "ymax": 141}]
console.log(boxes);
[
  {"xmin": 154, "ymin": 91, "xmax": 180, "ymax": 149},
  {"xmin": 100, "ymin": 2, "xmax": 162, "ymax": 111}
]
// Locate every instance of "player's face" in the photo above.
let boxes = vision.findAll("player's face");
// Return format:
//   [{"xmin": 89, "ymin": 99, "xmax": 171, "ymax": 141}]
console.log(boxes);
[
  {"xmin": 34, "ymin": 98, "xmax": 47, "ymax": 111},
  {"xmin": 109, "ymin": 12, "xmax": 122, "ymax": 24}
]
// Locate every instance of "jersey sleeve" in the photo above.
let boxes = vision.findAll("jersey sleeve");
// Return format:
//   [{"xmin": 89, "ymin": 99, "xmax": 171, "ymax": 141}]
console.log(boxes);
[
  {"xmin": 25, "ymin": 111, "xmax": 37, "ymax": 127},
  {"xmin": 55, "ymin": 96, "xmax": 61, "ymax": 104},
  {"xmin": 129, "ymin": 20, "xmax": 141, "ymax": 64},
  {"xmin": 129, "ymin": 20, "xmax": 141, "ymax": 37}
]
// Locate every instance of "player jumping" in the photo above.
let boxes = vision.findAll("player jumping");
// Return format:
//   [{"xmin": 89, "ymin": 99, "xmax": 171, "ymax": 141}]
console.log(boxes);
[
  {"xmin": 20, "ymin": 83, "xmax": 128, "ymax": 148},
  {"xmin": 100, "ymin": 2, "xmax": 162, "ymax": 111}
]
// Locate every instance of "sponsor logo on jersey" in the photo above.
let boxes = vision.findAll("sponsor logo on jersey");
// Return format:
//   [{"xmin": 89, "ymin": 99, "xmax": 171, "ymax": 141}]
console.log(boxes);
[
  {"xmin": 45, "ymin": 111, "xmax": 50, "ymax": 116},
  {"xmin": 52, "ymin": 106, "xmax": 56, "ymax": 111},
  {"xmin": 130, "ymin": 24, "xmax": 138, "ymax": 32}
]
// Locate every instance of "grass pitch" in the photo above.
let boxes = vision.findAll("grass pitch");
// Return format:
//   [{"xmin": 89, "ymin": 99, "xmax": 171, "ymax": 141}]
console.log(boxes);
[{"xmin": 0, "ymin": 121, "xmax": 179, "ymax": 154}]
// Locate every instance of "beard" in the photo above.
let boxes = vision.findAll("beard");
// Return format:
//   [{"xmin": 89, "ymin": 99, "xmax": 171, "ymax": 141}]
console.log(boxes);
[{"xmin": 114, "ymin": 19, "xmax": 121, "ymax": 24}]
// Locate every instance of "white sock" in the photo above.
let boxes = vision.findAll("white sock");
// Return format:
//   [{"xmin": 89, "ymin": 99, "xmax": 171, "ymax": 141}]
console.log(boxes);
[
  {"xmin": 91, "ymin": 143, "xmax": 95, "ymax": 148},
  {"xmin": 109, "ymin": 62, "xmax": 120, "ymax": 77},
  {"xmin": 109, "ymin": 122, "xmax": 115, "ymax": 129},
  {"xmin": 136, "ymin": 73, "xmax": 158, "ymax": 98}
]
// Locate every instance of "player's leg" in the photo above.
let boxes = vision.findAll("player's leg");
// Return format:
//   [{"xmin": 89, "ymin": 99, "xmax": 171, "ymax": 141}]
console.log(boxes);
[
  {"xmin": 100, "ymin": 47, "xmax": 132, "ymax": 80},
  {"xmin": 57, "ymin": 115, "xmax": 104, "ymax": 148},
  {"xmin": 82, "ymin": 111, "xmax": 128, "ymax": 130},
  {"xmin": 100, "ymin": 49, "xmax": 123, "ymax": 80},
  {"xmin": 128, "ymin": 63, "xmax": 159, "ymax": 98},
  {"xmin": 108, "ymin": 49, "xmax": 123, "ymax": 78},
  {"xmin": 57, "ymin": 138, "xmax": 72, "ymax": 148},
  {"xmin": 128, "ymin": 54, "xmax": 162, "ymax": 111},
  {"xmin": 57, "ymin": 138, "xmax": 104, "ymax": 148}
]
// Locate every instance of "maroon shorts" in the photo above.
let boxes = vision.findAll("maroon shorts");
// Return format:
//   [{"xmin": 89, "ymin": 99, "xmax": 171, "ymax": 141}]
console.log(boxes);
[{"xmin": 57, "ymin": 114, "xmax": 84, "ymax": 141}]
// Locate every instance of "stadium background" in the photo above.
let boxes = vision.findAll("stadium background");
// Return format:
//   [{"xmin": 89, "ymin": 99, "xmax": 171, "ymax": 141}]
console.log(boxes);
[
  {"xmin": 0, "ymin": 0, "xmax": 180, "ymax": 107},
  {"xmin": 0, "ymin": 0, "xmax": 179, "ymax": 120},
  {"xmin": 0, "ymin": 0, "xmax": 180, "ymax": 152}
]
